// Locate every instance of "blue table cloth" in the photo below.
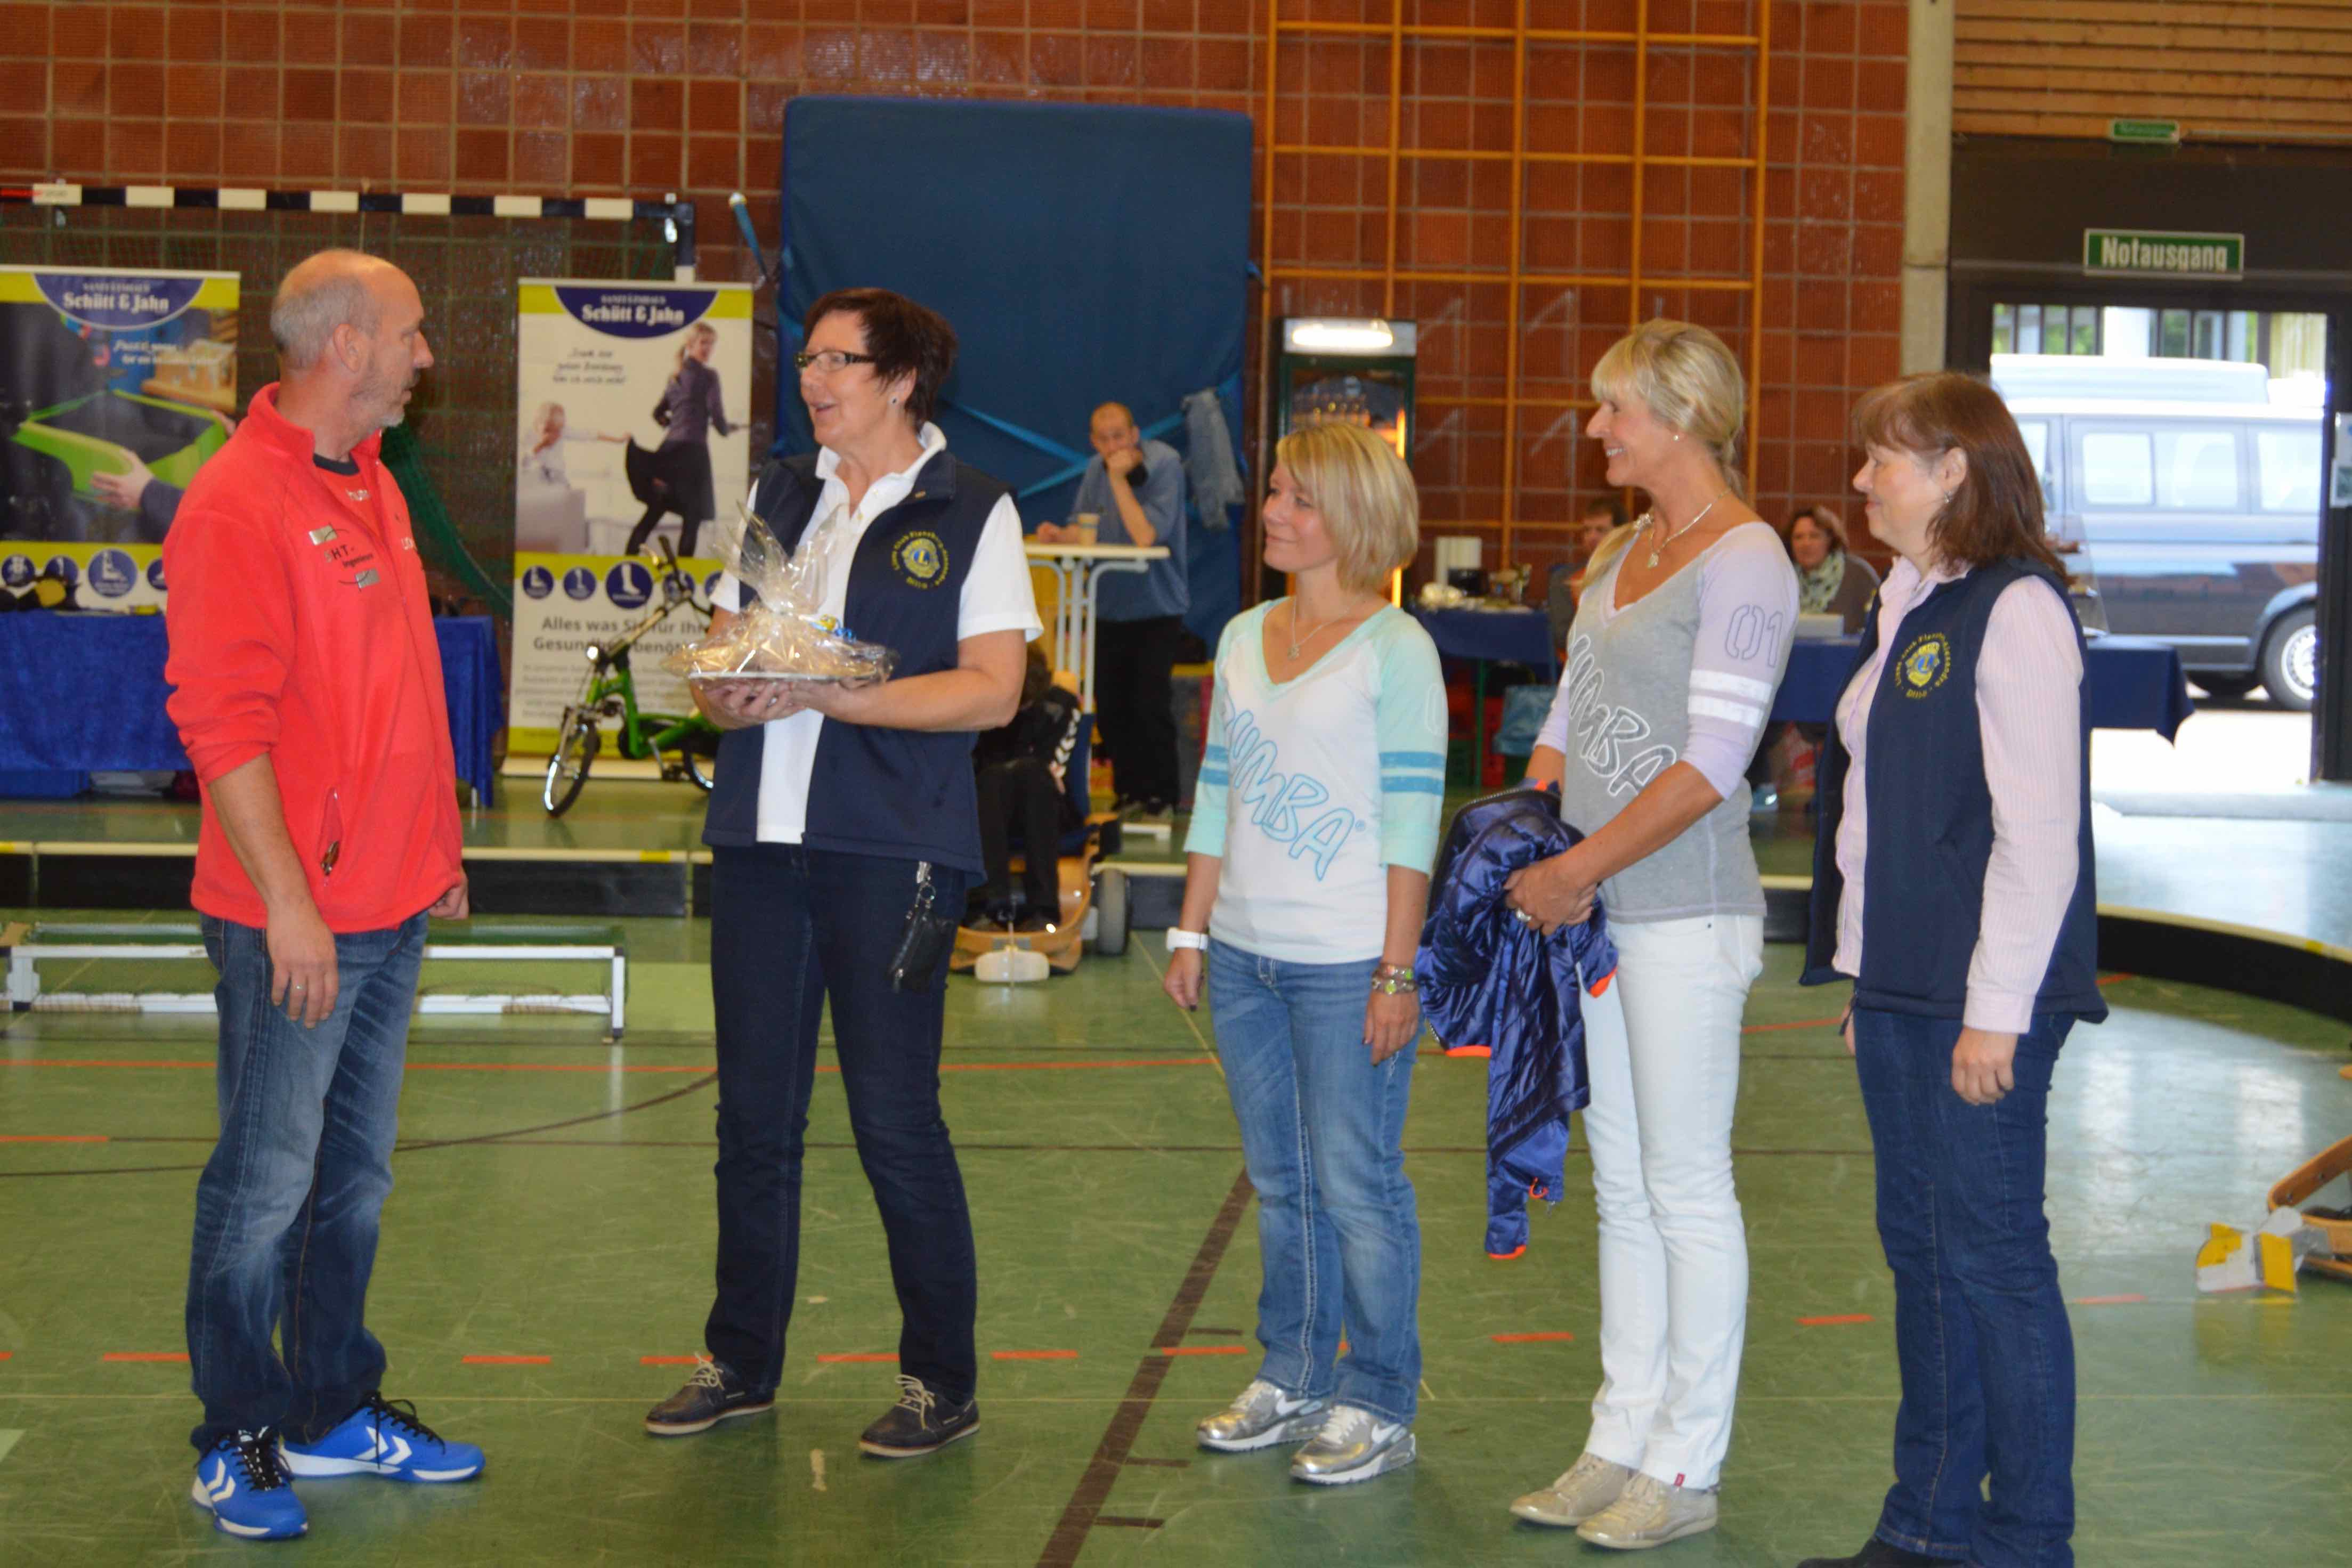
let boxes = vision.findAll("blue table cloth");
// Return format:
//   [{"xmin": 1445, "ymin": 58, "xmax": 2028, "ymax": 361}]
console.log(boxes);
[
  {"xmin": 0, "ymin": 613, "xmax": 503, "ymax": 800},
  {"xmin": 1412, "ymin": 606, "xmax": 1560, "ymax": 677},
  {"xmin": 1770, "ymin": 635, "xmax": 2194, "ymax": 738}
]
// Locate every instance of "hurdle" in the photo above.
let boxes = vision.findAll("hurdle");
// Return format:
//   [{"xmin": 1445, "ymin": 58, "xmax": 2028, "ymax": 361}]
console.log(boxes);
[{"xmin": 1, "ymin": 921, "xmax": 629, "ymax": 1038}]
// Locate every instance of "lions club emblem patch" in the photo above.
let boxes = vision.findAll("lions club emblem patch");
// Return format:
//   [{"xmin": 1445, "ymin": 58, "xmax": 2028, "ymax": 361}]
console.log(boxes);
[
  {"xmin": 1898, "ymin": 632, "xmax": 1951, "ymax": 697},
  {"xmin": 892, "ymin": 530, "xmax": 948, "ymax": 589}
]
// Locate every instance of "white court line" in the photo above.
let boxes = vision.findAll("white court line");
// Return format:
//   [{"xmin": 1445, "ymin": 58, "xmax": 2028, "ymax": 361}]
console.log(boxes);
[{"xmin": 0, "ymin": 1429, "xmax": 21, "ymax": 1466}]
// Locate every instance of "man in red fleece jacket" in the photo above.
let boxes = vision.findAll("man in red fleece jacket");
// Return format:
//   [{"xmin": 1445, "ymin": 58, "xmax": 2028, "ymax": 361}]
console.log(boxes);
[{"xmin": 164, "ymin": 250, "xmax": 483, "ymax": 1542}]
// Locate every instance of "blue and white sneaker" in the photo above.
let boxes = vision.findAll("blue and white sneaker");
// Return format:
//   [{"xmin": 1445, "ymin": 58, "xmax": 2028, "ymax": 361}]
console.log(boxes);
[
  {"xmin": 191, "ymin": 1431, "xmax": 308, "ymax": 1540},
  {"xmin": 279, "ymin": 1393, "xmax": 484, "ymax": 1483}
]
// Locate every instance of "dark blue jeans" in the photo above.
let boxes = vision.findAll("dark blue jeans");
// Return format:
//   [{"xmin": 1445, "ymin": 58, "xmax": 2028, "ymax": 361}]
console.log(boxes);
[
  {"xmin": 704, "ymin": 846, "xmax": 978, "ymax": 1403},
  {"xmin": 186, "ymin": 912, "xmax": 427, "ymax": 1453},
  {"xmin": 1853, "ymin": 1009, "xmax": 2077, "ymax": 1568}
]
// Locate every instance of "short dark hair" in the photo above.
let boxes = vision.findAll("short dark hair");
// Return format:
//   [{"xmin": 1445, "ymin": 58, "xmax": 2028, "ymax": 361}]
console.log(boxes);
[
  {"xmin": 803, "ymin": 287, "xmax": 958, "ymax": 425},
  {"xmin": 1784, "ymin": 503, "xmax": 1850, "ymax": 557},
  {"xmin": 1581, "ymin": 495, "xmax": 1630, "ymax": 529},
  {"xmin": 1853, "ymin": 372, "xmax": 2063, "ymax": 577}
]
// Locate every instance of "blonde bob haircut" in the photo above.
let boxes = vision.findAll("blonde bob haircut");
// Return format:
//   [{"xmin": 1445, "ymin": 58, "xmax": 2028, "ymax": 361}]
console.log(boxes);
[
  {"xmin": 1275, "ymin": 419, "xmax": 1421, "ymax": 595},
  {"xmin": 1589, "ymin": 318, "xmax": 1747, "ymax": 495}
]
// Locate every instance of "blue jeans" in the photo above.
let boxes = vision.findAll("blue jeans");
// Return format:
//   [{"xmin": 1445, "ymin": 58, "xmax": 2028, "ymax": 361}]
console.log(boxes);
[
  {"xmin": 1853, "ymin": 1009, "xmax": 2077, "ymax": 1568},
  {"xmin": 704, "ymin": 846, "xmax": 979, "ymax": 1402},
  {"xmin": 186, "ymin": 913, "xmax": 427, "ymax": 1453},
  {"xmin": 1207, "ymin": 941, "xmax": 1420, "ymax": 1425}
]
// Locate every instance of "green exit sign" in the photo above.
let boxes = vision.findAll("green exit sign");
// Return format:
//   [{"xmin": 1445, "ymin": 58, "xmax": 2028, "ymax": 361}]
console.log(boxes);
[
  {"xmin": 2108, "ymin": 118, "xmax": 2181, "ymax": 144},
  {"xmin": 2083, "ymin": 229, "xmax": 2244, "ymax": 279}
]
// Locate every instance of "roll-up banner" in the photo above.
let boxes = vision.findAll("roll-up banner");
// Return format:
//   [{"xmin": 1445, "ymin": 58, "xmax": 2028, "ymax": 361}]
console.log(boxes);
[
  {"xmin": 0, "ymin": 264, "xmax": 241, "ymax": 611},
  {"xmin": 509, "ymin": 279, "xmax": 753, "ymax": 754}
]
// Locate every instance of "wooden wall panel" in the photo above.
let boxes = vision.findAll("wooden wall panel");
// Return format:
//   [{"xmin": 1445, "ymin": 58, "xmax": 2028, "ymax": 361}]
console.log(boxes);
[{"xmin": 1956, "ymin": 0, "xmax": 2352, "ymax": 141}]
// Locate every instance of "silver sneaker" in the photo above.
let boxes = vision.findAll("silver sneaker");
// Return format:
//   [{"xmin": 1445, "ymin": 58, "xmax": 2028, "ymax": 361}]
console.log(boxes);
[
  {"xmin": 1287, "ymin": 1404, "xmax": 1416, "ymax": 1485},
  {"xmin": 1575, "ymin": 1472, "xmax": 1720, "ymax": 1549},
  {"xmin": 1196, "ymin": 1379, "xmax": 1329, "ymax": 1453},
  {"xmin": 1510, "ymin": 1451, "xmax": 1636, "ymax": 1526}
]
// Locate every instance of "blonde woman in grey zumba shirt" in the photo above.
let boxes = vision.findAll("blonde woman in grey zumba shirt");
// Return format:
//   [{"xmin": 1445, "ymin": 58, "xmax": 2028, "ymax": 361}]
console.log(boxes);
[{"xmin": 1505, "ymin": 320, "xmax": 1799, "ymax": 1551}]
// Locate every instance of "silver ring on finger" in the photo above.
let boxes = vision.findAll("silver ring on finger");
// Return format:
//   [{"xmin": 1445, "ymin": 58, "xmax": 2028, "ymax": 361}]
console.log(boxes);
[{"xmin": 1512, "ymin": 907, "xmax": 1535, "ymax": 925}]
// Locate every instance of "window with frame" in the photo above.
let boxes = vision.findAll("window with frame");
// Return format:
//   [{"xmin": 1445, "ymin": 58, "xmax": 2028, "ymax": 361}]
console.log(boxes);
[{"xmin": 2256, "ymin": 426, "xmax": 2322, "ymax": 513}]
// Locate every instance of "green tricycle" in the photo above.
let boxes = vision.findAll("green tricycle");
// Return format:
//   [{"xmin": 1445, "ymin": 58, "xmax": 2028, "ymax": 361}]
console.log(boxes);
[{"xmin": 542, "ymin": 541, "xmax": 724, "ymax": 817}]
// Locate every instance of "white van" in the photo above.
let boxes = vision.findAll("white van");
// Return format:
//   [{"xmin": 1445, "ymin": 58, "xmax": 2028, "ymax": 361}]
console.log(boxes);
[{"xmin": 1993, "ymin": 355, "xmax": 2321, "ymax": 711}]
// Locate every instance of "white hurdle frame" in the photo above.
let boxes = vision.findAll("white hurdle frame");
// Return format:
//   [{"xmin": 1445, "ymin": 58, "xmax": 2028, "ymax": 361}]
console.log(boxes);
[{"xmin": 3, "ymin": 925, "xmax": 627, "ymax": 1038}]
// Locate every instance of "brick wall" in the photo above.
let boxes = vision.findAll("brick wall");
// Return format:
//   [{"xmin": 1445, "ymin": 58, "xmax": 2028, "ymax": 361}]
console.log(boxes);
[{"xmin": 2, "ymin": 0, "xmax": 1907, "ymax": 583}]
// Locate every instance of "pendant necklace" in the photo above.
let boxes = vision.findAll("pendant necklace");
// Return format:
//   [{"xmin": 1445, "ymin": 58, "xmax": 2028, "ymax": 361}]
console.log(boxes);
[
  {"xmin": 1645, "ymin": 489, "xmax": 1731, "ymax": 568},
  {"xmin": 1287, "ymin": 605, "xmax": 1350, "ymax": 660}
]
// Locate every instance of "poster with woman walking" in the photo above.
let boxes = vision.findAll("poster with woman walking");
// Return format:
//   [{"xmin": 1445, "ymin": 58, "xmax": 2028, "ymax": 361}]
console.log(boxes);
[{"xmin": 509, "ymin": 280, "xmax": 751, "ymax": 754}]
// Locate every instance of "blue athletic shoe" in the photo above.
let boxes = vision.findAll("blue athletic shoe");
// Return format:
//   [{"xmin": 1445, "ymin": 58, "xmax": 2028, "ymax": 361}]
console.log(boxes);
[
  {"xmin": 191, "ymin": 1431, "xmax": 308, "ymax": 1540},
  {"xmin": 279, "ymin": 1393, "xmax": 484, "ymax": 1483}
]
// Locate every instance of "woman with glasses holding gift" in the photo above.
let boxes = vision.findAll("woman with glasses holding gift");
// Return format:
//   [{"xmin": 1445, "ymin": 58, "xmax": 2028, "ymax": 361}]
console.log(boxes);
[{"xmin": 643, "ymin": 288, "xmax": 1040, "ymax": 1460}]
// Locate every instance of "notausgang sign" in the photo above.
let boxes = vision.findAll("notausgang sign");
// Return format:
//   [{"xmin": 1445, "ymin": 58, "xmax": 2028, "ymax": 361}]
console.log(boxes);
[{"xmin": 2082, "ymin": 229, "xmax": 2244, "ymax": 280}]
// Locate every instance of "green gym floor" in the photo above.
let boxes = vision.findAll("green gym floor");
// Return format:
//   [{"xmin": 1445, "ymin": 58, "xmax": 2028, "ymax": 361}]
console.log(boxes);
[{"xmin": 4, "ymin": 792, "xmax": 2351, "ymax": 1564}]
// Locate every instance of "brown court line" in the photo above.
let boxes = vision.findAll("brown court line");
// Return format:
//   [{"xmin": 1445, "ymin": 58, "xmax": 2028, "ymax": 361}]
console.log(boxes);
[{"xmin": 1037, "ymin": 1167, "xmax": 1254, "ymax": 1568}]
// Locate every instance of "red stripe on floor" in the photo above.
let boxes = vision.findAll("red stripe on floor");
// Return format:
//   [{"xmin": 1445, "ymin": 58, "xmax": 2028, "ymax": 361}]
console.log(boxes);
[
  {"xmin": 992, "ymin": 1350, "xmax": 1079, "ymax": 1361},
  {"xmin": 0, "ymin": 1134, "xmax": 108, "ymax": 1142},
  {"xmin": 461, "ymin": 1355, "xmax": 551, "ymax": 1365},
  {"xmin": 2072, "ymin": 1294, "xmax": 2147, "ymax": 1306},
  {"xmin": 103, "ymin": 1352, "xmax": 189, "ymax": 1362},
  {"xmin": 640, "ymin": 1355, "xmax": 702, "ymax": 1366},
  {"xmin": 7, "ymin": 1056, "xmax": 1213, "ymax": 1076},
  {"xmin": 1797, "ymin": 1314, "xmax": 1875, "ymax": 1327},
  {"xmin": 817, "ymin": 1352, "xmax": 899, "ymax": 1364},
  {"xmin": 1491, "ymin": 1331, "xmax": 1576, "ymax": 1344},
  {"xmin": 1154, "ymin": 1345, "xmax": 1247, "ymax": 1356},
  {"xmin": 0, "ymin": 1351, "xmax": 13, "ymax": 1360}
]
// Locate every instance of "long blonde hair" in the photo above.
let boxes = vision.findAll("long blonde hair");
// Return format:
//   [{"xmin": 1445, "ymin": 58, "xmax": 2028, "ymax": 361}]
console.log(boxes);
[{"xmin": 674, "ymin": 320, "xmax": 718, "ymax": 375}]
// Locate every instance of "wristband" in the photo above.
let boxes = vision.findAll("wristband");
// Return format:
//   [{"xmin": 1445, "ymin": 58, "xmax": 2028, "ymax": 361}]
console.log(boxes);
[
  {"xmin": 1165, "ymin": 929, "xmax": 1209, "ymax": 953},
  {"xmin": 1372, "ymin": 962, "xmax": 1418, "ymax": 996}
]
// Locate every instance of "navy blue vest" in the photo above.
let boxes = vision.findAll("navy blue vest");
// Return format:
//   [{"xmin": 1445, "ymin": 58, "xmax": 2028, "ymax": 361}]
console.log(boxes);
[
  {"xmin": 700, "ymin": 449, "xmax": 1007, "ymax": 872},
  {"xmin": 1802, "ymin": 559, "xmax": 2107, "ymax": 1024}
]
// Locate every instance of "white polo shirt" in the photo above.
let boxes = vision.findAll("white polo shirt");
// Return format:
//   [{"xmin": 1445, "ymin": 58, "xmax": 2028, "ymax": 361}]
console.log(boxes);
[{"xmin": 712, "ymin": 422, "xmax": 1042, "ymax": 844}]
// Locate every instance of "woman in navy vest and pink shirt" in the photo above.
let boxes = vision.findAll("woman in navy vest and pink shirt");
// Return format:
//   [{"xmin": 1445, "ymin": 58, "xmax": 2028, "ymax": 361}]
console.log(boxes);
[
  {"xmin": 1794, "ymin": 374, "xmax": 2104, "ymax": 1568},
  {"xmin": 644, "ymin": 288, "xmax": 1042, "ymax": 1460}
]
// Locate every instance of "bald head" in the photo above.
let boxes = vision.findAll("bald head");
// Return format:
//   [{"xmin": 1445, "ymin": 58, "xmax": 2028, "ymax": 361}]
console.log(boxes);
[
  {"xmin": 271, "ymin": 250, "xmax": 400, "ymax": 371},
  {"xmin": 267, "ymin": 249, "xmax": 434, "ymax": 457},
  {"xmin": 1088, "ymin": 401, "xmax": 1139, "ymax": 460}
]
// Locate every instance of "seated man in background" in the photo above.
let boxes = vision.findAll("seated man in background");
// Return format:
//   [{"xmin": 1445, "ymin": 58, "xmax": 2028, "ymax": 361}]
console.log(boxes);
[
  {"xmin": 968, "ymin": 643, "xmax": 1085, "ymax": 931},
  {"xmin": 1547, "ymin": 495, "xmax": 1630, "ymax": 652},
  {"xmin": 1035, "ymin": 401, "xmax": 1188, "ymax": 820}
]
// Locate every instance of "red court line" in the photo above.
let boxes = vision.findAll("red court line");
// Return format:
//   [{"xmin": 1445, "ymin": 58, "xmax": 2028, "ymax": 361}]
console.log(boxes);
[
  {"xmin": 0, "ymin": 1134, "xmax": 108, "ymax": 1143},
  {"xmin": 1491, "ymin": 1331, "xmax": 1576, "ymax": 1344},
  {"xmin": 2073, "ymin": 1294, "xmax": 2147, "ymax": 1306},
  {"xmin": 103, "ymin": 1352, "xmax": 189, "ymax": 1362},
  {"xmin": 0, "ymin": 1351, "xmax": 12, "ymax": 1360},
  {"xmin": 640, "ymin": 1355, "xmax": 702, "ymax": 1366},
  {"xmin": 992, "ymin": 1350, "xmax": 1080, "ymax": 1361},
  {"xmin": 817, "ymin": 1352, "xmax": 899, "ymax": 1364},
  {"xmin": 0, "ymin": 1060, "xmax": 1214, "ymax": 1076},
  {"xmin": 1154, "ymin": 1345, "xmax": 1247, "ymax": 1357},
  {"xmin": 461, "ymin": 1355, "xmax": 551, "ymax": 1366},
  {"xmin": 1796, "ymin": 1314, "xmax": 1876, "ymax": 1327}
]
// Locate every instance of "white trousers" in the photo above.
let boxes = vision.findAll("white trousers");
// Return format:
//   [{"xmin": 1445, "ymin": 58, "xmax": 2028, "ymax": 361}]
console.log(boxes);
[{"xmin": 1579, "ymin": 913, "xmax": 1763, "ymax": 1492}]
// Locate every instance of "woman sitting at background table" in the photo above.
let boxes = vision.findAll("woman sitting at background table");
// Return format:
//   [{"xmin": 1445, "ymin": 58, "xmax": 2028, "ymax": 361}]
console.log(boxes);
[
  {"xmin": 1793, "ymin": 371, "xmax": 2105, "ymax": 1568},
  {"xmin": 1787, "ymin": 503, "xmax": 1881, "ymax": 633}
]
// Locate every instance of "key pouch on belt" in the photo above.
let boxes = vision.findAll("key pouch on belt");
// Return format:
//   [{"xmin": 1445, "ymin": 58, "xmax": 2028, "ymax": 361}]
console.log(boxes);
[{"xmin": 887, "ymin": 862, "xmax": 956, "ymax": 993}]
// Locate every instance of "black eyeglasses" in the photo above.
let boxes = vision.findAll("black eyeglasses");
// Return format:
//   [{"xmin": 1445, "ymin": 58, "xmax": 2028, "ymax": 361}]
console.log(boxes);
[{"xmin": 793, "ymin": 350, "xmax": 877, "ymax": 373}]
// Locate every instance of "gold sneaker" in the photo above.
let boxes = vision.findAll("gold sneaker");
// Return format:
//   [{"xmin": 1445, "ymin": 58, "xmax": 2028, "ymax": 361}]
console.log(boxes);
[
  {"xmin": 1510, "ymin": 1451, "xmax": 1636, "ymax": 1527},
  {"xmin": 1574, "ymin": 1472, "xmax": 1720, "ymax": 1550}
]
